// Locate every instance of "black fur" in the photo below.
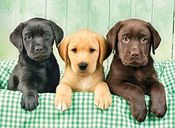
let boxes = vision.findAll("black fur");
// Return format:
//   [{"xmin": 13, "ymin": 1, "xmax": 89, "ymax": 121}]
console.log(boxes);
[{"xmin": 8, "ymin": 18, "xmax": 63, "ymax": 111}]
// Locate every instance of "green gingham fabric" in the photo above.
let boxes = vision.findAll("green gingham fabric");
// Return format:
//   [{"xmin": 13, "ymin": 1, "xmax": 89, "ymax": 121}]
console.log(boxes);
[{"xmin": 0, "ymin": 60, "xmax": 175, "ymax": 128}]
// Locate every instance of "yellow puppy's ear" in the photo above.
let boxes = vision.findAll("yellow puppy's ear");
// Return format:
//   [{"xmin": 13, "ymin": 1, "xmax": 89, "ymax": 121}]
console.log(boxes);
[
  {"xmin": 58, "ymin": 37, "xmax": 70, "ymax": 63},
  {"xmin": 95, "ymin": 34, "xmax": 112, "ymax": 65}
]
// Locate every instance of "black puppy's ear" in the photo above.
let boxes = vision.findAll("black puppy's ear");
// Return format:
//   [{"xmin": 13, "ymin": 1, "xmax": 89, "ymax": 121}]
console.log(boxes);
[
  {"xmin": 106, "ymin": 21, "xmax": 123, "ymax": 53},
  {"xmin": 147, "ymin": 23, "xmax": 161, "ymax": 55},
  {"xmin": 48, "ymin": 20, "xmax": 64, "ymax": 47},
  {"xmin": 10, "ymin": 23, "xmax": 24, "ymax": 52}
]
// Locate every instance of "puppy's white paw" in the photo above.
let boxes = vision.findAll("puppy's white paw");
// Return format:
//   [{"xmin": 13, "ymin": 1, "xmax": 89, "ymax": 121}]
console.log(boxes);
[
  {"xmin": 54, "ymin": 92, "xmax": 72, "ymax": 111},
  {"xmin": 94, "ymin": 91, "xmax": 112, "ymax": 110}
]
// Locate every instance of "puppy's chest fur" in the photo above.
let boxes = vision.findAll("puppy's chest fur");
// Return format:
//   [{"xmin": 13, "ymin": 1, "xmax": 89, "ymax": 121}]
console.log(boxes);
[
  {"xmin": 22, "ymin": 63, "xmax": 49, "ymax": 91},
  {"xmin": 126, "ymin": 68, "xmax": 153, "ymax": 91},
  {"xmin": 19, "ymin": 54, "xmax": 59, "ymax": 92},
  {"xmin": 77, "ymin": 76, "xmax": 95, "ymax": 91},
  {"xmin": 132, "ymin": 70, "xmax": 146, "ymax": 82}
]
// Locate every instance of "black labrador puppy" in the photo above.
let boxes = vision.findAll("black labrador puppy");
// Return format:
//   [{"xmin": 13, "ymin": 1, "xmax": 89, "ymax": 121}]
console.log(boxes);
[
  {"xmin": 106, "ymin": 19, "xmax": 167, "ymax": 122},
  {"xmin": 8, "ymin": 18, "xmax": 63, "ymax": 111}
]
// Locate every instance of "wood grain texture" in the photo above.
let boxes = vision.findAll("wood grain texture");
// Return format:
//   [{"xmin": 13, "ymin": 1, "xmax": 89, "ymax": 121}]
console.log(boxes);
[
  {"xmin": 88, "ymin": 0, "xmax": 109, "ymax": 35},
  {"xmin": 152, "ymin": 0, "xmax": 174, "ymax": 60},
  {"xmin": 0, "ymin": 0, "xmax": 18, "ymax": 59},
  {"xmin": 130, "ymin": 0, "xmax": 152, "ymax": 22},
  {"xmin": 66, "ymin": 0, "xmax": 89, "ymax": 34},
  {"xmin": 109, "ymin": 0, "xmax": 131, "ymax": 27},
  {"xmin": 0, "ymin": 0, "xmax": 174, "ymax": 61},
  {"xmin": 21, "ymin": 0, "xmax": 46, "ymax": 20}
]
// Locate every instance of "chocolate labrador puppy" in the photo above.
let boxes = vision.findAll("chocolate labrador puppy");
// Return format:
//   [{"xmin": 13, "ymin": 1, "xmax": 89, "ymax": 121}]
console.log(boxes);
[
  {"xmin": 8, "ymin": 18, "xmax": 63, "ymax": 111},
  {"xmin": 106, "ymin": 19, "xmax": 167, "ymax": 122}
]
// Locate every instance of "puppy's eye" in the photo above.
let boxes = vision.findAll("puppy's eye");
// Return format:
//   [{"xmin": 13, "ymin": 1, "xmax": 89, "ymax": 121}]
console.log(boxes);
[
  {"xmin": 43, "ymin": 33, "xmax": 50, "ymax": 39},
  {"xmin": 71, "ymin": 48, "xmax": 77, "ymax": 53},
  {"xmin": 25, "ymin": 35, "xmax": 32, "ymax": 41},
  {"xmin": 90, "ymin": 48, "xmax": 95, "ymax": 53},
  {"xmin": 140, "ymin": 37, "xmax": 148, "ymax": 44},
  {"xmin": 122, "ymin": 36, "xmax": 129, "ymax": 43}
]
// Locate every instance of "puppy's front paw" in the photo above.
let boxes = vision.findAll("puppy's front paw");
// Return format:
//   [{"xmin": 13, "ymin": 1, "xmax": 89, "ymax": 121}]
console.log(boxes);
[
  {"xmin": 151, "ymin": 100, "xmax": 167, "ymax": 118},
  {"xmin": 94, "ymin": 91, "xmax": 112, "ymax": 110},
  {"xmin": 21, "ymin": 94, "xmax": 38, "ymax": 111},
  {"xmin": 131, "ymin": 102, "xmax": 147, "ymax": 122},
  {"xmin": 55, "ymin": 91, "xmax": 72, "ymax": 111}
]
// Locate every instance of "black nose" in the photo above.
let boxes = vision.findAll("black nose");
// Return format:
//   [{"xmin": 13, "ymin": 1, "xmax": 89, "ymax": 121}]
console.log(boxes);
[
  {"xmin": 35, "ymin": 46, "xmax": 44, "ymax": 53},
  {"xmin": 78, "ymin": 62, "xmax": 88, "ymax": 70}
]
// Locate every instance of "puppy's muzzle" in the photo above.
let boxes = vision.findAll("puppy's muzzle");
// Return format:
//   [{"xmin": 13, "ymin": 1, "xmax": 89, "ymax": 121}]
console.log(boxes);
[{"xmin": 78, "ymin": 62, "xmax": 88, "ymax": 70}]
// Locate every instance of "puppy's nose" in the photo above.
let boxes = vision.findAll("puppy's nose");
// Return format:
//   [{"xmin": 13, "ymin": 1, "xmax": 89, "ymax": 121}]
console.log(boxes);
[
  {"xmin": 35, "ymin": 46, "xmax": 44, "ymax": 53},
  {"xmin": 131, "ymin": 52, "xmax": 139, "ymax": 57},
  {"xmin": 78, "ymin": 62, "xmax": 88, "ymax": 70},
  {"xmin": 130, "ymin": 49, "xmax": 139, "ymax": 57}
]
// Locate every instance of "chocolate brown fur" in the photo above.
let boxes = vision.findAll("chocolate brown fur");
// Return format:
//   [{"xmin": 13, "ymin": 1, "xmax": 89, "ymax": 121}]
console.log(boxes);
[{"xmin": 106, "ymin": 19, "xmax": 167, "ymax": 122}]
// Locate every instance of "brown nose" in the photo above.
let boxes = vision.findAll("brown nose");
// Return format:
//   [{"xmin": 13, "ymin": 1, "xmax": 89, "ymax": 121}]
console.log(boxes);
[
  {"xmin": 131, "ymin": 52, "xmax": 139, "ymax": 57},
  {"xmin": 78, "ymin": 62, "xmax": 88, "ymax": 70},
  {"xmin": 130, "ymin": 45, "xmax": 139, "ymax": 57}
]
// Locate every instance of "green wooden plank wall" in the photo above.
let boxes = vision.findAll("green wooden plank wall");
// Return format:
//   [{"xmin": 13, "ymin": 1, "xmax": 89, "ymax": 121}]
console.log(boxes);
[{"xmin": 0, "ymin": 0, "xmax": 174, "ymax": 62}]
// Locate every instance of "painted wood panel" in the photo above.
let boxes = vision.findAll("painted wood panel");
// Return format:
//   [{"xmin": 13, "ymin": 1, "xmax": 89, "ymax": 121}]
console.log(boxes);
[
  {"xmin": 130, "ymin": 0, "xmax": 152, "ymax": 22},
  {"xmin": 0, "ymin": 0, "xmax": 174, "ymax": 61},
  {"xmin": 152, "ymin": 0, "xmax": 174, "ymax": 60},
  {"xmin": 66, "ymin": 0, "xmax": 89, "ymax": 34},
  {"xmin": 0, "ymin": 0, "xmax": 18, "ymax": 59},
  {"xmin": 109, "ymin": 0, "xmax": 131, "ymax": 27},
  {"xmin": 21, "ymin": 0, "xmax": 46, "ymax": 20},
  {"xmin": 88, "ymin": 0, "xmax": 109, "ymax": 35}
]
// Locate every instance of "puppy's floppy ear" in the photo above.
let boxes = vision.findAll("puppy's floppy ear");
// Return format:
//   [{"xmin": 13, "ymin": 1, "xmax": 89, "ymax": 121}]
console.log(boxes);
[
  {"xmin": 147, "ymin": 23, "xmax": 161, "ymax": 54},
  {"xmin": 95, "ymin": 34, "xmax": 111, "ymax": 65},
  {"xmin": 10, "ymin": 23, "xmax": 24, "ymax": 52},
  {"xmin": 48, "ymin": 20, "xmax": 64, "ymax": 47},
  {"xmin": 58, "ymin": 37, "xmax": 70, "ymax": 64},
  {"xmin": 106, "ymin": 21, "xmax": 123, "ymax": 53}
]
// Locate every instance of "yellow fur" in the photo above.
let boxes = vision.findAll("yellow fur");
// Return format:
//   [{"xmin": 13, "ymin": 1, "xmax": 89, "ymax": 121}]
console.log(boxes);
[{"xmin": 55, "ymin": 29, "xmax": 112, "ymax": 111}]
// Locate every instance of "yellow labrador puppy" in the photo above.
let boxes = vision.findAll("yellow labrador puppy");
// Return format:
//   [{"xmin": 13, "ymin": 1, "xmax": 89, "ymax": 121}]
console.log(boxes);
[{"xmin": 55, "ymin": 29, "xmax": 112, "ymax": 111}]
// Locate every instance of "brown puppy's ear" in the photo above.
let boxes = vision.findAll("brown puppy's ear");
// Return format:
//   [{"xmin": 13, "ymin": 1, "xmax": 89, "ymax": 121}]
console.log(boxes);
[
  {"xmin": 147, "ymin": 23, "xmax": 161, "ymax": 54},
  {"xmin": 95, "ymin": 33, "xmax": 111, "ymax": 65},
  {"xmin": 48, "ymin": 20, "xmax": 64, "ymax": 47},
  {"xmin": 58, "ymin": 37, "xmax": 70, "ymax": 64},
  {"xmin": 106, "ymin": 21, "xmax": 123, "ymax": 53},
  {"xmin": 10, "ymin": 23, "xmax": 24, "ymax": 52}
]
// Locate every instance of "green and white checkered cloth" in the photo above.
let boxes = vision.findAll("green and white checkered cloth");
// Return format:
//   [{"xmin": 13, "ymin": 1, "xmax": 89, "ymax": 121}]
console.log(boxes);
[{"xmin": 0, "ymin": 60, "xmax": 175, "ymax": 128}]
